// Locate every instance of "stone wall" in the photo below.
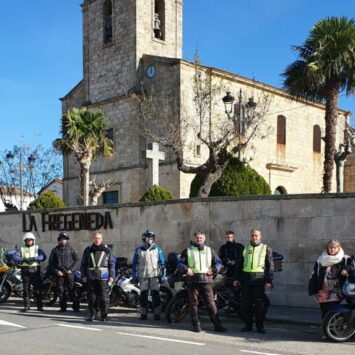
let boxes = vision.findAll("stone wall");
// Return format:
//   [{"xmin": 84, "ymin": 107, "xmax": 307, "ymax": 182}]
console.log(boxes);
[{"xmin": 1, "ymin": 194, "xmax": 354, "ymax": 309}]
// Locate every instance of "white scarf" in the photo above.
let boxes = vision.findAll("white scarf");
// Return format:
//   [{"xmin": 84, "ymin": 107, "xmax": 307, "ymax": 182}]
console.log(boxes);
[{"xmin": 317, "ymin": 248, "xmax": 345, "ymax": 267}]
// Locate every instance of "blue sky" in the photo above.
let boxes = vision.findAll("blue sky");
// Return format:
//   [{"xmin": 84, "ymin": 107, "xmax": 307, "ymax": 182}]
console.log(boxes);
[{"xmin": 0, "ymin": 0, "xmax": 354, "ymax": 151}]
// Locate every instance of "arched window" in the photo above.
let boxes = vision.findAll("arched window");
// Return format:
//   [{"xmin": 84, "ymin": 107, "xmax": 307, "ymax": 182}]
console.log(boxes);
[
  {"xmin": 154, "ymin": 0, "xmax": 165, "ymax": 40},
  {"xmin": 274, "ymin": 186, "xmax": 287, "ymax": 195},
  {"xmin": 103, "ymin": 0, "xmax": 113, "ymax": 44},
  {"xmin": 277, "ymin": 115, "xmax": 286, "ymax": 145},
  {"xmin": 313, "ymin": 125, "xmax": 321, "ymax": 153}
]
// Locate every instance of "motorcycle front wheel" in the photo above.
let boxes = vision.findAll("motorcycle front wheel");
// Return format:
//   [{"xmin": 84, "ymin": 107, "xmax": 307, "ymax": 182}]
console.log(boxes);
[
  {"xmin": 0, "ymin": 282, "xmax": 12, "ymax": 303},
  {"xmin": 41, "ymin": 283, "xmax": 58, "ymax": 306},
  {"xmin": 323, "ymin": 311, "xmax": 355, "ymax": 342},
  {"xmin": 165, "ymin": 290, "xmax": 189, "ymax": 323}
]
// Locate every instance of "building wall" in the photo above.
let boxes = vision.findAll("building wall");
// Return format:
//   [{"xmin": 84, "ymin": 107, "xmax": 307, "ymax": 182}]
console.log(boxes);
[
  {"xmin": 344, "ymin": 151, "xmax": 355, "ymax": 192},
  {"xmin": 178, "ymin": 62, "xmax": 347, "ymax": 195},
  {"xmin": 1, "ymin": 194, "xmax": 355, "ymax": 308}
]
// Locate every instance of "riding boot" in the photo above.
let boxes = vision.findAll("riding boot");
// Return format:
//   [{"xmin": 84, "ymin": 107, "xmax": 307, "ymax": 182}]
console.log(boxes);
[
  {"xmin": 210, "ymin": 314, "xmax": 227, "ymax": 333},
  {"xmin": 191, "ymin": 316, "xmax": 202, "ymax": 332}
]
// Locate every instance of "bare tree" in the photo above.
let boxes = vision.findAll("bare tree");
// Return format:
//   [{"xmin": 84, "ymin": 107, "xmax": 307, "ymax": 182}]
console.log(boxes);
[
  {"xmin": 0, "ymin": 144, "xmax": 62, "ymax": 211},
  {"xmin": 135, "ymin": 57, "xmax": 272, "ymax": 197},
  {"xmin": 89, "ymin": 177, "xmax": 114, "ymax": 206}
]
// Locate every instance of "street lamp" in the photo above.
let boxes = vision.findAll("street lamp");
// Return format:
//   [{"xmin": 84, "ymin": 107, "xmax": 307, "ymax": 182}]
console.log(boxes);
[
  {"xmin": 5, "ymin": 149, "xmax": 36, "ymax": 211},
  {"xmin": 222, "ymin": 89, "xmax": 257, "ymax": 158}
]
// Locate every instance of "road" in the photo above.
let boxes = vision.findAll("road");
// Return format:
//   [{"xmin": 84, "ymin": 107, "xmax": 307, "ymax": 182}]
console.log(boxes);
[{"xmin": 0, "ymin": 299, "xmax": 354, "ymax": 355}]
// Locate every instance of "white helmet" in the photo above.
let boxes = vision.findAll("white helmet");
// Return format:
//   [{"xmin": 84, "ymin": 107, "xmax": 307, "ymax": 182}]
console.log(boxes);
[{"xmin": 23, "ymin": 232, "xmax": 36, "ymax": 242}]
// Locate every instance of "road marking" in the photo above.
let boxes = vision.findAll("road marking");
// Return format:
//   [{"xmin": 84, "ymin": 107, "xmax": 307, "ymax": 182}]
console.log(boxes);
[
  {"xmin": 241, "ymin": 350, "xmax": 283, "ymax": 355},
  {"xmin": 57, "ymin": 324, "xmax": 102, "ymax": 332},
  {"xmin": 114, "ymin": 321, "xmax": 166, "ymax": 328},
  {"xmin": 116, "ymin": 331, "xmax": 205, "ymax": 346},
  {"xmin": 0, "ymin": 319, "xmax": 26, "ymax": 328}
]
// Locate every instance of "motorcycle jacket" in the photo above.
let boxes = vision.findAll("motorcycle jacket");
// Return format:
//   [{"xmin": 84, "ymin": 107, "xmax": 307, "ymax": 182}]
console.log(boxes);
[
  {"xmin": 219, "ymin": 241, "xmax": 244, "ymax": 276},
  {"xmin": 235, "ymin": 243, "xmax": 274, "ymax": 285},
  {"xmin": 49, "ymin": 243, "xmax": 78, "ymax": 274},
  {"xmin": 132, "ymin": 244, "xmax": 165, "ymax": 280},
  {"xmin": 81, "ymin": 244, "xmax": 115, "ymax": 281},
  {"xmin": 178, "ymin": 244, "xmax": 222, "ymax": 284},
  {"xmin": 13, "ymin": 245, "xmax": 46, "ymax": 273}
]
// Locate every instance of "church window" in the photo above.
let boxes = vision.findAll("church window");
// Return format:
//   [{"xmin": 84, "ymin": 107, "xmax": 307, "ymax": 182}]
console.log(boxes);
[
  {"xmin": 277, "ymin": 115, "xmax": 286, "ymax": 145},
  {"xmin": 103, "ymin": 190, "xmax": 119, "ymax": 204},
  {"xmin": 154, "ymin": 0, "xmax": 165, "ymax": 40},
  {"xmin": 106, "ymin": 128, "xmax": 114, "ymax": 142},
  {"xmin": 313, "ymin": 125, "xmax": 321, "ymax": 153},
  {"xmin": 103, "ymin": 0, "xmax": 113, "ymax": 44},
  {"xmin": 195, "ymin": 144, "xmax": 201, "ymax": 157}
]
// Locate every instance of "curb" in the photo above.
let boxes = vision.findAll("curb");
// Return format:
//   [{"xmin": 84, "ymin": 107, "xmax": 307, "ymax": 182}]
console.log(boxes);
[{"xmin": 266, "ymin": 316, "xmax": 320, "ymax": 327}]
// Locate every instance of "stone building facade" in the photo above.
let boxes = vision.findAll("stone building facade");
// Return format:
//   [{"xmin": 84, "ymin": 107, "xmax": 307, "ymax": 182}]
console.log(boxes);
[
  {"xmin": 61, "ymin": 0, "xmax": 350, "ymax": 206},
  {"xmin": 345, "ymin": 151, "xmax": 355, "ymax": 192}
]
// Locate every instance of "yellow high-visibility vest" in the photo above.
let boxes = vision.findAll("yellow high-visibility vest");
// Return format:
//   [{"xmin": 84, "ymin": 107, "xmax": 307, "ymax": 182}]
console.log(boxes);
[
  {"xmin": 187, "ymin": 246, "xmax": 212, "ymax": 274},
  {"xmin": 243, "ymin": 244, "xmax": 267, "ymax": 273},
  {"xmin": 21, "ymin": 245, "xmax": 39, "ymax": 267}
]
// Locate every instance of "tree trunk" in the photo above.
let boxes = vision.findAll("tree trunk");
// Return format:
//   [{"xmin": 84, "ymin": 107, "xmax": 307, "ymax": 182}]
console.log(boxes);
[
  {"xmin": 80, "ymin": 157, "xmax": 92, "ymax": 206},
  {"xmin": 323, "ymin": 82, "xmax": 340, "ymax": 193},
  {"xmin": 196, "ymin": 150, "xmax": 231, "ymax": 197},
  {"xmin": 197, "ymin": 168, "xmax": 225, "ymax": 197}
]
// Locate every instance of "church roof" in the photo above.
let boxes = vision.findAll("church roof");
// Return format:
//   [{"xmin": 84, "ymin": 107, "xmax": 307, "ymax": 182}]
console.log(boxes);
[{"xmin": 142, "ymin": 54, "xmax": 351, "ymax": 116}]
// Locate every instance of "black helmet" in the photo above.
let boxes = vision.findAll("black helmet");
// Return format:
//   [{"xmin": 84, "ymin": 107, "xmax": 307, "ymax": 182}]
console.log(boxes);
[
  {"xmin": 142, "ymin": 230, "xmax": 156, "ymax": 241},
  {"xmin": 57, "ymin": 232, "xmax": 70, "ymax": 241}
]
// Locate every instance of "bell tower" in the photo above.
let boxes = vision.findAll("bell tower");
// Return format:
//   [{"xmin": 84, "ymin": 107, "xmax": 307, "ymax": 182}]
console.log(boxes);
[{"xmin": 81, "ymin": 0, "xmax": 183, "ymax": 104}]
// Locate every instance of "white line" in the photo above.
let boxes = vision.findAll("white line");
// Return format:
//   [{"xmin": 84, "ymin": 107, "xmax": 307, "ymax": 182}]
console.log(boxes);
[
  {"xmin": 0, "ymin": 319, "xmax": 26, "ymax": 329},
  {"xmin": 57, "ymin": 323, "xmax": 102, "ymax": 332},
  {"xmin": 116, "ymin": 331, "xmax": 205, "ymax": 346},
  {"xmin": 114, "ymin": 321, "xmax": 166, "ymax": 328},
  {"xmin": 241, "ymin": 350, "xmax": 283, "ymax": 355}
]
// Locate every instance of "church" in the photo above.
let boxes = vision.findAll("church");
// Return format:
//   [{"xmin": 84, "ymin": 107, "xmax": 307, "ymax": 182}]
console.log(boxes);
[{"xmin": 61, "ymin": 0, "xmax": 351, "ymax": 206}]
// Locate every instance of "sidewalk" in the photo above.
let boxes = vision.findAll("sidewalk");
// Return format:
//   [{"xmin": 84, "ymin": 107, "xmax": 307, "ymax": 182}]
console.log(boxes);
[{"xmin": 266, "ymin": 305, "xmax": 320, "ymax": 326}]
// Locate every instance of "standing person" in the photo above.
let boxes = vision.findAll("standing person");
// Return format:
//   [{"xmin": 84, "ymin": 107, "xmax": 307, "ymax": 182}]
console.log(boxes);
[
  {"xmin": 81, "ymin": 232, "xmax": 115, "ymax": 322},
  {"xmin": 308, "ymin": 239, "xmax": 352, "ymax": 320},
  {"xmin": 48, "ymin": 232, "xmax": 79, "ymax": 312},
  {"xmin": 219, "ymin": 230, "xmax": 244, "ymax": 284},
  {"xmin": 132, "ymin": 230, "xmax": 166, "ymax": 321},
  {"xmin": 178, "ymin": 231, "xmax": 227, "ymax": 333},
  {"xmin": 234, "ymin": 228, "xmax": 273, "ymax": 334},
  {"xmin": 13, "ymin": 232, "xmax": 47, "ymax": 312}
]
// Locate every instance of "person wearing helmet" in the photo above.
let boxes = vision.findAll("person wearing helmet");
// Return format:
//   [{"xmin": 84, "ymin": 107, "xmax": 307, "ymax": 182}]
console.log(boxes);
[
  {"xmin": 132, "ymin": 230, "xmax": 166, "ymax": 320},
  {"xmin": 178, "ymin": 231, "xmax": 227, "ymax": 333},
  {"xmin": 80, "ymin": 232, "xmax": 115, "ymax": 322},
  {"xmin": 13, "ymin": 232, "xmax": 47, "ymax": 312},
  {"xmin": 48, "ymin": 232, "xmax": 79, "ymax": 312}
]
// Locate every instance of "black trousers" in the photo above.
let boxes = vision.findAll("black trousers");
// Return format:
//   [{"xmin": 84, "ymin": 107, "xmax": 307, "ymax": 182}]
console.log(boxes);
[
  {"xmin": 22, "ymin": 271, "xmax": 42, "ymax": 308},
  {"xmin": 187, "ymin": 283, "xmax": 220, "ymax": 325},
  {"xmin": 88, "ymin": 280, "xmax": 108, "ymax": 316},
  {"xmin": 57, "ymin": 273, "xmax": 78, "ymax": 310},
  {"xmin": 241, "ymin": 284, "xmax": 266, "ymax": 328}
]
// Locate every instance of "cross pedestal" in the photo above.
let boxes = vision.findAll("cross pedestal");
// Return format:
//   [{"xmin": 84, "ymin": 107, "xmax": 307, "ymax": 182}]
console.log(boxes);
[{"xmin": 145, "ymin": 142, "xmax": 165, "ymax": 187}]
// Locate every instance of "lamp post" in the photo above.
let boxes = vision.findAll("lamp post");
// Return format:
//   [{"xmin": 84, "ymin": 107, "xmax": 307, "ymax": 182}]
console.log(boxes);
[
  {"xmin": 222, "ymin": 89, "xmax": 257, "ymax": 159},
  {"xmin": 5, "ymin": 149, "xmax": 36, "ymax": 211}
]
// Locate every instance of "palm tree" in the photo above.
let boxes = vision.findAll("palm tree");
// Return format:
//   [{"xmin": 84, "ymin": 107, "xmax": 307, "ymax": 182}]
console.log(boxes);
[
  {"xmin": 282, "ymin": 16, "xmax": 355, "ymax": 193},
  {"xmin": 54, "ymin": 107, "xmax": 113, "ymax": 206}
]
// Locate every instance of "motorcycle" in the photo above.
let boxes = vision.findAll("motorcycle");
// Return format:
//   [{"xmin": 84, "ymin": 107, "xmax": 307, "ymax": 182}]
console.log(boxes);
[
  {"xmin": 165, "ymin": 251, "xmax": 283, "ymax": 323},
  {"xmin": 108, "ymin": 257, "xmax": 173, "ymax": 311},
  {"xmin": 323, "ymin": 271, "xmax": 355, "ymax": 342},
  {"xmin": 0, "ymin": 265, "xmax": 58, "ymax": 306},
  {"xmin": 165, "ymin": 272, "xmax": 242, "ymax": 323}
]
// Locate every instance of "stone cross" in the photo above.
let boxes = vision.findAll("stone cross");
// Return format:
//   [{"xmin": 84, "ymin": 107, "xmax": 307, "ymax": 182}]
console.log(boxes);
[{"xmin": 145, "ymin": 142, "xmax": 165, "ymax": 187}]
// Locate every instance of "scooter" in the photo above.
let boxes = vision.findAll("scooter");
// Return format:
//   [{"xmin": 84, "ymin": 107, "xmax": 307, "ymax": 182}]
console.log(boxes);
[{"xmin": 323, "ymin": 270, "xmax": 355, "ymax": 342}]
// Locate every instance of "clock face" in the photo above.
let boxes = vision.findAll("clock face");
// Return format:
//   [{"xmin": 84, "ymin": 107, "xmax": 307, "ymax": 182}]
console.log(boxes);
[{"xmin": 146, "ymin": 64, "xmax": 156, "ymax": 79}]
